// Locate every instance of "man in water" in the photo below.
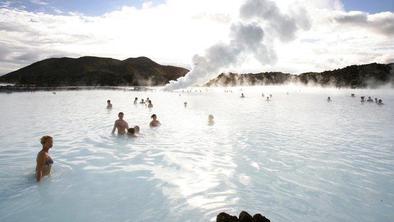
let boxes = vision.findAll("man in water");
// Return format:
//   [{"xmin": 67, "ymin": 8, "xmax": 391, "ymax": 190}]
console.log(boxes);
[
  {"xmin": 327, "ymin": 97, "xmax": 332, "ymax": 102},
  {"xmin": 241, "ymin": 93, "xmax": 245, "ymax": 98},
  {"xmin": 150, "ymin": 114, "xmax": 161, "ymax": 127},
  {"xmin": 112, "ymin": 112, "xmax": 129, "ymax": 135},
  {"xmin": 134, "ymin": 97, "xmax": 138, "ymax": 105},
  {"xmin": 107, "ymin": 100, "xmax": 112, "ymax": 109}
]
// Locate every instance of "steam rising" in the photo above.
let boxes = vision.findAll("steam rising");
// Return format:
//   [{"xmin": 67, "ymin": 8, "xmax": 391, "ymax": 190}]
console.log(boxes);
[{"xmin": 165, "ymin": 0, "xmax": 310, "ymax": 90}]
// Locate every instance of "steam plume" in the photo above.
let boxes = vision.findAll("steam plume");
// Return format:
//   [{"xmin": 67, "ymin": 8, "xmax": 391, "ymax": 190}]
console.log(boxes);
[{"xmin": 164, "ymin": 0, "xmax": 310, "ymax": 90}]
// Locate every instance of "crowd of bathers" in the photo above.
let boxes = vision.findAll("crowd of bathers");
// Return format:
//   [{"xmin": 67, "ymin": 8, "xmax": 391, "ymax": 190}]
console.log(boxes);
[
  {"xmin": 34, "ymin": 91, "xmax": 386, "ymax": 182},
  {"xmin": 35, "ymin": 96, "xmax": 215, "ymax": 182}
]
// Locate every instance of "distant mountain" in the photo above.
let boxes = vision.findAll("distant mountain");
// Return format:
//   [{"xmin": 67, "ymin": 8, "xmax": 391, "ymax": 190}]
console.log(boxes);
[
  {"xmin": 205, "ymin": 63, "xmax": 394, "ymax": 88},
  {"xmin": 0, "ymin": 56, "xmax": 189, "ymax": 86}
]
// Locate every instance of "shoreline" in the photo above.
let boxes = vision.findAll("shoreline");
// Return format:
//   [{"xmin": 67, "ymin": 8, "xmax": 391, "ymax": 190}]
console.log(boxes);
[{"xmin": 0, "ymin": 85, "xmax": 153, "ymax": 93}]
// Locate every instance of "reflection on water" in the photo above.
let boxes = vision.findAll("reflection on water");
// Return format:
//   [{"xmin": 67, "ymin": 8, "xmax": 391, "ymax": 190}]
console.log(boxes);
[{"xmin": 0, "ymin": 87, "xmax": 393, "ymax": 222}]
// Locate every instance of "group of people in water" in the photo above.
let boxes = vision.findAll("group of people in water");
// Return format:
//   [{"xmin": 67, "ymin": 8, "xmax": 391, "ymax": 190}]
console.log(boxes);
[
  {"xmin": 36, "ymin": 96, "xmax": 216, "ymax": 182},
  {"xmin": 241, "ymin": 92, "xmax": 273, "ymax": 101},
  {"xmin": 110, "ymin": 97, "xmax": 161, "ymax": 137},
  {"xmin": 36, "ymin": 90, "xmax": 386, "ymax": 182},
  {"xmin": 327, "ymin": 94, "xmax": 384, "ymax": 105}
]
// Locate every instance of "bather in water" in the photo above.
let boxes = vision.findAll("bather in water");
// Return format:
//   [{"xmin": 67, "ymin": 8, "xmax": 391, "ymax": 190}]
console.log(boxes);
[
  {"xmin": 36, "ymin": 136, "xmax": 54, "ymax": 182},
  {"xmin": 127, "ymin": 128, "xmax": 137, "ymax": 137},
  {"xmin": 112, "ymin": 112, "xmax": 129, "ymax": 135},
  {"xmin": 148, "ymin": 100, "xmax": 153, "ymax": 108},
  {"xmin": 107, "ymin": 99, "xmax": 112, "ymax": 109},
  {"xmin": 150, "ymin": 114, "xmax": 161, "ymax": 127},
  {"xmin": 208, "ymin": 114, "xmax": 215, "ymax": 126}
]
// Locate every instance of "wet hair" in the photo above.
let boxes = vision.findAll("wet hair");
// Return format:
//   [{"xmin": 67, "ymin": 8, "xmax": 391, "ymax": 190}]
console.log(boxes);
[
  {"xmin": 151, "ymin": 114, "xmax": 157, "ymax": 119},
  {"xmin": 107, "ymin": 100, "xmax": 111, "ymax": 103},
  {"xmin": 134, "ymin": 125, "xmax": 140, "ymax": 133},
  {"xmin": 119, "ymin": 112, "xmax": 124, "ymax": 116},
  {"xmin": 40, "ymin": 136, "xmax": 52, "ymax": 145},
  {"xmin": 128, "ymin": 128, "xmax": 135, "ymax": 134}
]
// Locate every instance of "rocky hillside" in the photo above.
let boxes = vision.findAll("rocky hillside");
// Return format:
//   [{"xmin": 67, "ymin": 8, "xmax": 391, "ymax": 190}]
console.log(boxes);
[
  {"xmin": 0, "ymin": 56, "xmax": 189, "ymax": 86},
  {"xmin": 205, "ymin": 63, "xmax": 394, "ymax": 88}
]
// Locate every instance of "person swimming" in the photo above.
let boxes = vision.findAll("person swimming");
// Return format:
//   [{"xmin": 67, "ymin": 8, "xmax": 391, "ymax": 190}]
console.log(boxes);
[
  {"xmin": 351, "ymin": 93, "xmax": 355, "ymax": 97},
  {"xmin": 378, "ymin": 99, "xmax": 384, "ymax": 105},
  {"xmin": 36, "ymin": 136, "xmax": 53, "ymax": 182},
  {"xmin": 361, "ymin": 96, "xmax": 365, "ymax": 103},
  {"xmin": 107, "ymin": 99, "xmax": 112, "ymax": 109},
  {"xmin": 148, "ymin": 100, "xmax": 153, "ymax": 108},
  {"xmin": 140, "ymin": 99, "xmax": 145, "ymax": 104},
  {"xmin": 367, "ymin": 96, "xmax": 373, "ymax": 102},
  {"xmin": 112, "ymin": 112, "xmax": 129, "ymax": 135},
  {"xmin": 241, "ymin": 93, "xmax": 245, "ymax": 98},
  {"xmin": 327, "ymin": 97, "xmax": 332, "ymax": 102},
  {"xmin": 150, "ymin": 114, "xmax": 161, "ymax": 127},
  {"xmin": 266, "ymin": 96, "xmax": 270, "ymax": 101},
  {"xmin": 184, "ymin": 102, "xmax": 187, "ymax": 108},
  {"xmin": 134, "ymin": 97, "xmax": 138, "ymax": 104},
  {"xmin": 127, "ymin": 127, "xmax": 137, "ymax": 137},
  {"xmin": 208, "ymin": 114, "xmax": 215, "ymax": 126}
]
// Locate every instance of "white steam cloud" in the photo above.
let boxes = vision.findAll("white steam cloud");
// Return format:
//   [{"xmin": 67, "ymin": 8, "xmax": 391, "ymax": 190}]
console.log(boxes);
[{"xmin": 164, "ymin": 0, "xmax": 311, "ymax": 90}]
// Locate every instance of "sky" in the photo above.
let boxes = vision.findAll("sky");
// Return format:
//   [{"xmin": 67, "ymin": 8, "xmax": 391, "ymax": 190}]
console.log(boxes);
[{"xmin": 0, "ymin": 0, "xmax": 393, "ymax": 78}]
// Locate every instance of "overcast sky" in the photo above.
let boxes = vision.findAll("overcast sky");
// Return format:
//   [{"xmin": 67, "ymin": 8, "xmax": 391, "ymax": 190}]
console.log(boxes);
[{"xmin": 0, "ymin": 0, "xmax": 393, "ymax": 76}]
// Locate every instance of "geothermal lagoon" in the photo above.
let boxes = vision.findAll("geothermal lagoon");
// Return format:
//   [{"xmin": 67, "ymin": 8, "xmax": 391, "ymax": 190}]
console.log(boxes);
[{"xmin": 0, "ymin": 86, "xmax": 393, "ymax": 222}]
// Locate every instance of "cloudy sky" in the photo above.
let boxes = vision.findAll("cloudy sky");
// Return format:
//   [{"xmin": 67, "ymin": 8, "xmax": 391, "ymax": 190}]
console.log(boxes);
[{"xmin": 0, "ymin": 0, "xmax": 393, "ymax": 76}]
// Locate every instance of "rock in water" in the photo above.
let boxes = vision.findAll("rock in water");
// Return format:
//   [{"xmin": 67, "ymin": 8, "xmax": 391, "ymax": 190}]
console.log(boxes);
[
  {"xmin": 216, "ymin": 212, "xmax": 239, "ymax": 222},
  {"xmin": 253, "ymin": 213, "xmax": 270, "ymax": 222},
  {"xmin": 239, "ymin": 211, "xmax": 253, "ymax": 222}
]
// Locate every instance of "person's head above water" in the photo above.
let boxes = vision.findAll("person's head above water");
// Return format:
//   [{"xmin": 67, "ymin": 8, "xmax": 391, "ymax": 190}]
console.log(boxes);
[
  {"xmin": 107, "ymin": 100, "xmax": 111, "ymax": 104},
  {"xmin": 151, "ymin": 114, "xmax": 157, "ymax": 120},
  {"xmin": 118, "ymin": 112, "xmax": 124, "ymax": 119},
  {"xmin": 40, "ymin": 135, "xmax": 53, "ymax": 150},
  {"xmin": 134, "ymin": 125, "xmax": 140, "ymax": 133},
  {"xmin": 127, "ymin": 127, "xmax": 135, "ymax": 134}
]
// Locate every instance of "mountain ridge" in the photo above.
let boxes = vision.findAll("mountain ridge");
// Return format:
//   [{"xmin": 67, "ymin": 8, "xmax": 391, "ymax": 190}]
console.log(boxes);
[{"xmin": 0, "ymin": 56, "xmax": 189, "ymax": 86}]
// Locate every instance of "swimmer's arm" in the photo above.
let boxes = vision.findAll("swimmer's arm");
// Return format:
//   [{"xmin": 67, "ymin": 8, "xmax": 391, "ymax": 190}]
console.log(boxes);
[{"xmin": 36, "ymin": 154, "xmax": 45, "ymax": 182}]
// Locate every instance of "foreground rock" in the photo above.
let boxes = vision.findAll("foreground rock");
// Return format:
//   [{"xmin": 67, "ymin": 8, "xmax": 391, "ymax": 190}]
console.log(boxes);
[{"xmin": 217, "ymin": 211, "xmax": 270, "ymax": 222}]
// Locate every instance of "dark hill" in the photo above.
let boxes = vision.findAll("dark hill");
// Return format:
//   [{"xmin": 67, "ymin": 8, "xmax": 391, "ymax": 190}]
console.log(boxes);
[
  {"xmin": 205, "ymin": 63, "xmax": 394, "ymax": 88},
  {"xmin": 0, "ymin": 56, "xmax": 189, "ymax": 86}
]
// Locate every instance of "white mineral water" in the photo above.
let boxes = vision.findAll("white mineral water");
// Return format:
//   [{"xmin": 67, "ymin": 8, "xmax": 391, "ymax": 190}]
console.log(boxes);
[{"xmin": 0, "ymin": 86, "xmax": 393, "ymax": 222}]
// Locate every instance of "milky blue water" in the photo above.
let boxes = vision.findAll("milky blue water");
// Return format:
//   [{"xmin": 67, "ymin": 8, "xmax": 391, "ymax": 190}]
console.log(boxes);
[{"xmin": 0, "ymin": 87, "xmax": 393, "ymax": 222}]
